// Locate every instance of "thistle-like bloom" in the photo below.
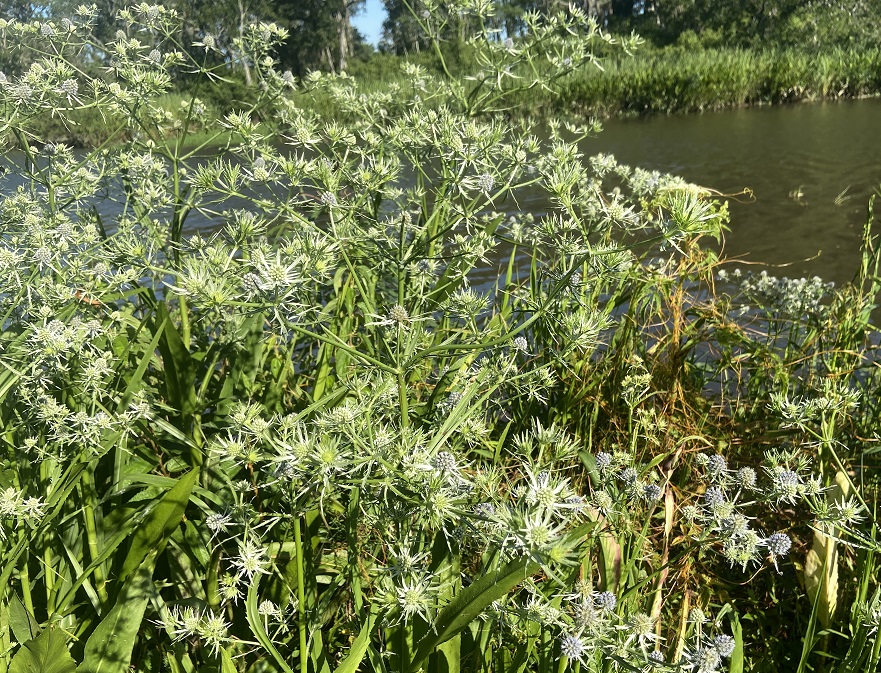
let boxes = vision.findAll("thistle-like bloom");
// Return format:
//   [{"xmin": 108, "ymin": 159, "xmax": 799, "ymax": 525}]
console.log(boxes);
[
  {"xmin": 706, "ymin": 454, "xmax": 727, "ymax": 480},
  {"xmin": 620, "ymin": 467, "xmax": 638, "ymax": 486},
  {"xmin": 512, "ymin": 336, "xmax": 529, "ymax": 353},
  {"xmin": 642, "ymin": 483, "xmax": 662, "ymax": 502},
  {"xmin": 722, "ymin": 529, "xmax": 764, "ymax": 571},
  {"xmin": 258, "ymin": 600, "xmax": 282, "ymax": 620},
  {"xmin": 834, "ymin": 496, "xmax": 865, "ymax": 526},
  {"xmin": 559, "ymin": 632, "xmax": 588, "ymax": 663},
  {"xmin": 523, "ymin": 467, "xmax": 575, "ymax": 517},
  {"xmin": 231, "ymin": 539, "xmax": 269, "ymax": 581},
  {"xmin": 593, "ymin": 591, "xmax": 617, "ymax": 613},
  {"xmin": 736, "ymin": 466, "xmax": 757, "ymax": 490},
  {"xmin": 624, "ymin": 612, "xmax": 659, "ymax": 649},
  {"xmin": 705, "ymin": 484, "xmax": 725, "ymax": 504},
  {"xmin": 198, "ymin": 614, "xmax": 230, "ymax": 656},
  {"xmin": 765, "ymin": 532, "xmax": 792, "ymax": 571},
  {"xmin": 686, "ymin": 645, "xmax": 722, "ymax": 672},
  {"xmin": 394, "ymin": 575, "xmax": 436, "ymax": 624},
  {"xmin": 770, "ymin": 468, "xmax": 802, "ymax": 504},
  {"xmin": 713, "ymin": 634, "xmax": 736, "ymax": 657}
]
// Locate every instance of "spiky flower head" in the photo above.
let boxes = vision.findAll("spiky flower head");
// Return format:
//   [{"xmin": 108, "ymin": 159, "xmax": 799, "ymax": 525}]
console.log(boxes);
[
  {"xmin": 642, "ymin": 483, "xmax": 662, "ymax": 502},
  {"xmin": 477, "ymin": 173, "xmax": 494, "ymax": 192},
  {"xmin": 621, "ymin": 466, "xmax": 638, "ymax": 485},
  {"xmin": 770, "ymin": 468, "xmax": 802, "ymax": 504},
  {"xmin": 706, "ymin": 454, "xmax": 727, "ymax": 479},
  {"xmin": 560, "ymin": 633, "xmax": 587, "ymax": 663},
  {"xmin": 704, "ymin": 485, "xmax": 726, "ymax": 508},
  {"xmin": 689, "ymin": 646, "xmax": 722, "ymax": 672},
  {"xmin": 593, "ymin": 591, "xmax": 616, "ymax": 613},
  {"xmin": 713, "ymin": 634, "xmax": 736, "ymax": 658},
  {"xmin": 432, "ymin": 451, "xmax": 458, "ymax": 474},
  {"xmin": 595, "ymin": 452, "xmax": 613, "ymax": 472},
  {"xmin": 736, "ymin": 466, "xmax": 757, "ymax": 490},
  {"xmin": 626, "ymin": 612, "xmax": 658, "ymax": 648}
]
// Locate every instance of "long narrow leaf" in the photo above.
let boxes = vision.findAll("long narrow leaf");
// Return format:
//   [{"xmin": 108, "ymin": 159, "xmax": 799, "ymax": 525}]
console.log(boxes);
[
  {"xmin": 77, "ymin": 563, "xmax": 152, "ymax": 673},
  {"xmin": 246, "ymin": 578, "xmax": 295, "ymax": 673},
  {"xmin": 118, "ymin": 468, "xmax": 199, "ymax": 585},
  {"xmin": 411, "ymin": 556, "xmax": 539, "ymax": 665},
  {"xmin": 333, "ymin": 611, "xmax": 376, "ymax": 673}
]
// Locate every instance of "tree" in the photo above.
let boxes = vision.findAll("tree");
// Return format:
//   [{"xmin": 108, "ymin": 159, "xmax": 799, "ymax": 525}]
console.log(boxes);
[{"xmin": 271, "ymin": 0, "xmax": 364, "ymax": 75}]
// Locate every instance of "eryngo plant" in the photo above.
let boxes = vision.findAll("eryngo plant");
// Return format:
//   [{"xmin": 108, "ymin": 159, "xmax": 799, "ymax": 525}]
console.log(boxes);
[{"xmin": 1, "ymin": 2, "xmax": 866, "ymax": 673}]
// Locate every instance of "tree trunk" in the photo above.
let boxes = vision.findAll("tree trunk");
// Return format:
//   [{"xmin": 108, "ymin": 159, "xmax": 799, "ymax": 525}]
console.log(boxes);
[
  {"xmin": 337, "ymin": 2, "xmax": 351, "ymax": 72},
  {"xmin": 237, "ymin": 0, "xmax": 253, "ymax": 86}
]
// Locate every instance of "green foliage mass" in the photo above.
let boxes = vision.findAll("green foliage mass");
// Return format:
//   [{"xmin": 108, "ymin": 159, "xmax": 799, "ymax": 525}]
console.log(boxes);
[{"xmin": 0, "ymin": 3, "xmax": 879, "ymax": 673}]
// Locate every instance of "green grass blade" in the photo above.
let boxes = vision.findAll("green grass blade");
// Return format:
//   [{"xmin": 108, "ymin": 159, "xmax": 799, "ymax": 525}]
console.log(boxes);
[
  {"xmin": 117, "ymin": 468, "xmax": 199, "ymax": 586},
  {"xmin": 729, "ymin": 611, "xmax": 744, "ymax": 673},
  {"xmin": 246, "ymin": 579, "xmax": 295, "ymax": 673},
  {"xmin": 77, "ymin": 563, "xmax": 152, "ymax": 673},
  {"xmin": 333, "ymin": 611, "xmax": 376, "ymax": 673},
  {"xmin": 411, "ymin": 556, "xmax": 539, "ymax": 666}
]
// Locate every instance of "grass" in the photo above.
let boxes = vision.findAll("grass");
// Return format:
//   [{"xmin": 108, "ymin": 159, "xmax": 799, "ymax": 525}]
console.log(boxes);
[
  {"xmin": 17, "ymin": 46, "xmax": 881, "ymax": 149},
  {"xmin": 555, "ymin": 46, "xmax": 881, "ymax": 116}
]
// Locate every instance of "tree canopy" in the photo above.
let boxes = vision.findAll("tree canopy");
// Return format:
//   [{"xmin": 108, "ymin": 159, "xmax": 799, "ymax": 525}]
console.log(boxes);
[{"xmin": 2, "ymin": 0, "xmax": 879, "ymax": 80}]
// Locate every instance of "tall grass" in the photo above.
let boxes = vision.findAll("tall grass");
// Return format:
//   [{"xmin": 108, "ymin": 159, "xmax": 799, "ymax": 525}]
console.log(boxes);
[{"xmin": 556, "ymin": 47, "xmax": 881, "ymax": 116}]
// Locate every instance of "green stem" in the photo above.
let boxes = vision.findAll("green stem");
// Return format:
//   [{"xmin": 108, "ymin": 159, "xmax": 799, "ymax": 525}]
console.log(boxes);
[
  {"xmin": 398, "ymin": 365, "xmax": 409, "ymax": 429},
  {"xmin": 206, "ymin": 547, "xmax": 221, "ymax": 612},
  {"xmin": 19, "ymin": 552, "xmax": 33, "ymax": 616},
  {"xmin": 293, "ymin": 516, "xmax": 308, "ymax": 673},
  {"xmin": 40, "ymin": 460, "xmax": 56, "ymax": 615},
  {"xmin": 0, "ymin": 601, "xmax": 9, "ymax": 673},
  {"xmin": 81, "ymin": 464, "xmax": 108, "ymax": 606}
]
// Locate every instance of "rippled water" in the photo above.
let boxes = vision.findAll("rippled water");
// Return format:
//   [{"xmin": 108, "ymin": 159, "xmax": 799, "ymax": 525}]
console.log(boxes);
[
  {"xmin": 4, "ymin": 99, "xmax": 880, "ymax": 287},
  {"xmin": 587, "ymin": 98, "xmax": 881, "ymax": 286}
]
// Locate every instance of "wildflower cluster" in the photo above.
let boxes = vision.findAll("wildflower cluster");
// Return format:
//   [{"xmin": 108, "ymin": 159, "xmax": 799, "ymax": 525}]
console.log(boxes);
[
  {"xmin": 684, "ymin": 450, "xmax": 824, "ymax": 571},
  {"xmin": 717, "ymin": 268, "xmax": 834, "ymax": 319},
  {"xmin": 0, "ymin": 3, "xmax": 874, "ymax": 673},
  {"xmin": 589, "ymin": 450, "xmax": 664, "ymax": 524}
]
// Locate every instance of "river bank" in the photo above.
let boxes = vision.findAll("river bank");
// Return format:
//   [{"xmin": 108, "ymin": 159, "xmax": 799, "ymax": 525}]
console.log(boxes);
[
  {"xmin": 555, "ymin": 46, "xmax": 881, "ymax": 116},
  {"xmin": 17, "ymin": 45, "xmax": 881, "ymax": 149}
]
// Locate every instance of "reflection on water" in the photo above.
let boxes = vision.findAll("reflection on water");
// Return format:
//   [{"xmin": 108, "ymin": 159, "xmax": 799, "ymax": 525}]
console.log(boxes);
[{"xmin": 586, "ymin": 98, "xmax": 881, "ymax": 286}]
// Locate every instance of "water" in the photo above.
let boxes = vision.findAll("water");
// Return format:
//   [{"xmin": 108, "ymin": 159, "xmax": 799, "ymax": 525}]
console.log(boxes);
[
  {"xmin": 585, "ymin": 98, "xmax": 881, "ymax": 286},
  {"xmin": 4, "ymin": 99, "xmax": 880, "ymax": 287}
]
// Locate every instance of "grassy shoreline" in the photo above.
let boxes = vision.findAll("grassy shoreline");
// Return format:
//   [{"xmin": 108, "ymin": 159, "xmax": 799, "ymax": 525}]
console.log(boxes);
[
  {"xmin": 20, "ymin": 45, "xmax": 881, "ymax": 149},
  {"xmin": 553, "ymin": 46, "xmax": 881, "ymax": 117}
]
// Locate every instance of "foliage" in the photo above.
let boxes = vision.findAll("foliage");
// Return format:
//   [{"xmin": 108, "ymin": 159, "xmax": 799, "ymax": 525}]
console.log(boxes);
[{"xmin": 0, "ymin": 3, "xmax": 879, "ymax": 673}]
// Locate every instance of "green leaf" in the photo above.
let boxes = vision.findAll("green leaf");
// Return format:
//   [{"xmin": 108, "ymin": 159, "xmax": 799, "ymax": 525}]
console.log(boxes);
[
  {"xmin": 77, "ymin": 564, "xmax": 152, "ymax": 673},
  {"xmin": 411, "ymin": 556, "xmax": 539, "ymax": 665},
  {"xmin": 116, "ymin": 312, "xmax": 163, "ymax": 411},
  {"xmin": 729, "ymin": 612, "xmax": 744, "ymax": 673},
  {"xmin": 9, "ymin": 628, "xmax": 77, "ymax": 673},
  {"xmin": 155, "ymin": 302, "xmax": 197, "ymax": 425},
  {"xmin": 431, "ymin": 534, "xmax": 461, "ymax": 673},
  {"xmin": 333, "ymin": 612, "xmax": 375, "ymax": 673},
  {"xmin": 246, "ymin": 579, "xmax": 294, "ymax": 673},
  {"xmin": 118, "ymin": 468, "xmax": 199, "ymax": 585},
  {"xmin": 7, "ymin": 594, "xmax": 41, "ymax": 644},
  {"xmin": 220, "ymin": 648, "xmax": 237, "ymax": 673}
]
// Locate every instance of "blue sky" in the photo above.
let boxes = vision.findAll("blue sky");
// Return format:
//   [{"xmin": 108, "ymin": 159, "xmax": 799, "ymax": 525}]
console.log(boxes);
[{"xmin": 352, "ymin": 0, "xmax": 387, "ymax": 47}]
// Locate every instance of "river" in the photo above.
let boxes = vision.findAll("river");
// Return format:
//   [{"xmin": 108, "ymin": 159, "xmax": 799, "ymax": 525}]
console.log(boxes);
[
  {"xmin": 3, "ymin": 98, "xmax": 880, "ymax": 288},
  {"xmin": 587, "ymin": 97, "xmax": 881, "ymax": 286}
]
